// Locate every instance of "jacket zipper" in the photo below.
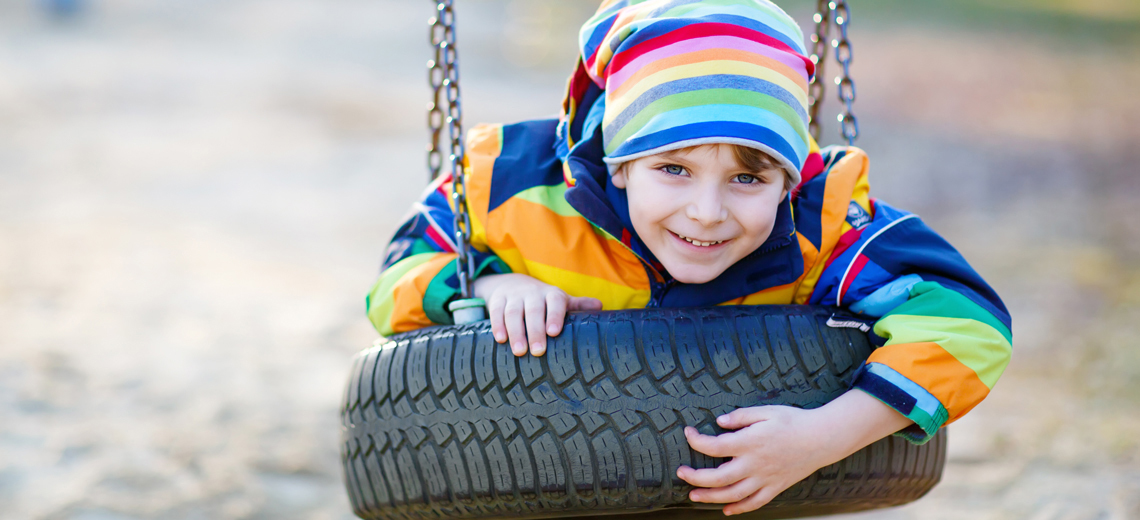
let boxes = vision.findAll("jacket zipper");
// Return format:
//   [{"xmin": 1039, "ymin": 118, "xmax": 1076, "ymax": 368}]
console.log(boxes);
[{"xmin": 647, "ymin": 278, "xmax": 676, "ymax": 308}]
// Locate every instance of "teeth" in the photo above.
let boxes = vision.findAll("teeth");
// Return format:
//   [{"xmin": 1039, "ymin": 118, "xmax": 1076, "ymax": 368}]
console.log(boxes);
[{"xmin": 677, "ymin": 234, "xmax": 724, "ymax": 247}]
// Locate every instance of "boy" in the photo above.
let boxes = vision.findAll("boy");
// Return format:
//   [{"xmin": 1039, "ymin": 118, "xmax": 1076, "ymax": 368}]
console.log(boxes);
[{"xmin": 367, "ymin": 0, "xmax": 1012, "ymax": 514}]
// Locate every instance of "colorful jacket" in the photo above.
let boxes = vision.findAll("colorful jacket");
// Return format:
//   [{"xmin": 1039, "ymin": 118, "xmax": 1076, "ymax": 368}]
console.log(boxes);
[{"xmin": 366, "ymin": 118, "xmax": 1013, "ymax": 444}]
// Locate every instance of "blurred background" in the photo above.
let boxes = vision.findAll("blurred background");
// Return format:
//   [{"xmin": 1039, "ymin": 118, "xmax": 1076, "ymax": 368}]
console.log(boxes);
[{"xmin": 1, "ymin": 0, "xmax": 1138, "ymax": 518}]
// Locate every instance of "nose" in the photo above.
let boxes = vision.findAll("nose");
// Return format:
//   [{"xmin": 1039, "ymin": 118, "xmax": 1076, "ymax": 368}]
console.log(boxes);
[{"xmin": 685, "ymin": 181, "xmax": 728, "ymax": 226}]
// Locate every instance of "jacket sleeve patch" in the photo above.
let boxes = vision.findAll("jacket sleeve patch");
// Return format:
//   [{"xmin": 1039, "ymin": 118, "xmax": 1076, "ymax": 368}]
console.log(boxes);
[
  {"xmin": 850, "ymin": 274, "xmax": 923, "ymax": 317},
  {"xmin": 853, "ymin": 362, "xmax": 949, "ymax": 445}
]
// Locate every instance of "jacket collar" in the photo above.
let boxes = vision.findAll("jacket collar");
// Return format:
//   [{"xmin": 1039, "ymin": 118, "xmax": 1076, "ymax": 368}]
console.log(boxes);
[{"xmin": 561, "ymin": 127, "xmax": 803, "ymax": 306}]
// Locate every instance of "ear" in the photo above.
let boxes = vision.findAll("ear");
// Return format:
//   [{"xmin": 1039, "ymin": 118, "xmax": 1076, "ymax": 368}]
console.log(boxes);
[{"xmin": 611, "ymin": 165, "xmax": 628, "ymax": 189}]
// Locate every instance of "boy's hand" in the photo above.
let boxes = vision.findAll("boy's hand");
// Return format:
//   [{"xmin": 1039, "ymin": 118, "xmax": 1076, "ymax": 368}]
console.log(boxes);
[
  {"xmin": 473, "ymin": 273, "xmax": 602, "ymax": 357},
  {"xmin": 677, "ymin": 405, "xmax": 837, "ymax": 515},
  {"xmin": 677, "ymin": 390, "xmax": 912, "ymax": 515}
]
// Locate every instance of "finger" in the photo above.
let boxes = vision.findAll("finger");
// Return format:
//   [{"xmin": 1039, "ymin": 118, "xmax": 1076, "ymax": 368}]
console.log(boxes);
[
  {"xmin": 676, "ymin": 459, "xmax": 749, "ymax": 489},
  {"xmin": 545, "ymin": 293, "xmax": 569, "ymax": 337},
  {"xmin": 684, "ymin": 426, "xmax": 744, "ymax": 459},
  {"xmin": 487, "ymin": 295, "xmax": 507, "ymax": 344},
  {"xmin": 717, "ymin": 406, "xmax": 775, "ymax": 430},
  {"xmin": 503, "ymin": 298, "xmax": 527, "ymax": 356},
  {"xmin": 687, "ymin": 476, "xmax": 761, "ymax": 505},
  {"xmin": 568, "ymin": 296, "xmax": 603, "ymax": 311},
  {"xmin": 524, "ymin": 294, "xmax": 548, "ymax": 357},
  {"xmin": 724, "ymin": 486, "xmax": 780, "ymax": 516}
]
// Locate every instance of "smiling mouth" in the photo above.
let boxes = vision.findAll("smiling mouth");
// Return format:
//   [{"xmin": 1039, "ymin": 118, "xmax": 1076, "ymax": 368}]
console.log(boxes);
[{"xmin": 672, "ymin": 232, "xmax": 726, "ymax": 248}]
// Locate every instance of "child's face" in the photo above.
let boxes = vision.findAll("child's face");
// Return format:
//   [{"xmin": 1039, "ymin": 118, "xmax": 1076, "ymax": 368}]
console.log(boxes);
[{"xmin": 612, "ymin": 144, "xmax": 788, "ymax": 284}]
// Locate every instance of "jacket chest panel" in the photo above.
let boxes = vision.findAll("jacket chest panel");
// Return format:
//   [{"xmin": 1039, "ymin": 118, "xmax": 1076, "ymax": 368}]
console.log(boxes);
[{"xmin": 484, "ymin": 198, "xmax": 652, "ymax": 308}]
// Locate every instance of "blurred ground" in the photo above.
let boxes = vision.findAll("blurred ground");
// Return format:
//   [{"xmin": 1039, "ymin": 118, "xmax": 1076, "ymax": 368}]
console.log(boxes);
[{"xmin": 0, "ymin": 0, "xmax": 1138, "ymax": 518}]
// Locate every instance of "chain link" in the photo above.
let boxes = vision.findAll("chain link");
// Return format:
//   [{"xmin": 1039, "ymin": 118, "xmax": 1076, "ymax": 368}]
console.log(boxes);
[
  {"xmin": 427, "ymin": 1, "xmax": 476, "ymax": 299},
  {"xmin": 807, "ymin": 0, "xmax": 831, "ymax": 143},
  {"xmin": 807, "ymin": 0, "xmax": 858, "ymax": 145},
  {"xmin": 427, "ymin": 10, "xmax": 447, "ymax": 181},
  {"xmin": 832, "ymin": 0, "xmax": 858, "ymax": 145}
]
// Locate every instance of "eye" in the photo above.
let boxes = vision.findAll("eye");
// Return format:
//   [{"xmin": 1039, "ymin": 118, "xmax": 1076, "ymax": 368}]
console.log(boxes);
[
  {"xmin": 733, "ymin": 173, "xmax": 761, "ymax": 184},
  {"xmin": 660, "ymin": 164, "xmax": 687, "ymax": 175}
]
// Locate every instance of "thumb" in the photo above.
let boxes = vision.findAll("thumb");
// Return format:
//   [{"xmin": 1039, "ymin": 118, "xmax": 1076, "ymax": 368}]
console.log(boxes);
[
  {"xmin": 568, "ymin": 297, "xmax": 603, "ymax": 311},
  {"xmin": 716, "ymin": 406, "xmax": 773, "ymax": 430}
]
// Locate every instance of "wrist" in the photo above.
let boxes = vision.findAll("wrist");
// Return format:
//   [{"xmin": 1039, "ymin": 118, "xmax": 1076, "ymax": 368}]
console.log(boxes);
[
  {"xmin": 810, "ymin": 389, "xmax": 914, "ymax": 463},
  {"xmin": 797, "ymin": 406, "xmax": 861, "ymax": 466},
  {"xmin": 472, "ymin": 273, "xmax": 512, "ymax": 299}
]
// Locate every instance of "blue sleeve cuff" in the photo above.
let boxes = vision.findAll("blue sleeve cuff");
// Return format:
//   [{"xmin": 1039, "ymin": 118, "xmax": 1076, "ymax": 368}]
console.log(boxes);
[{"xmin": 852, "ymin": 362, "xmax": 949, "ymax": 445}]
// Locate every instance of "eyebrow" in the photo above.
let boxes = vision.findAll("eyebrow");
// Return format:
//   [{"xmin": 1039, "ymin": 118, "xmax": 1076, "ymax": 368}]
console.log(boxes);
[
  {"xmin": 750, "ymin": 168, "xmax": 781, "ymax": 182},
  {"xmin": 648, "ymin": 152, "xmax": 699, "ymax": 170},
  {"xmin": 655, "ymin": 150, "xmax": 688, "ymax": 162}
]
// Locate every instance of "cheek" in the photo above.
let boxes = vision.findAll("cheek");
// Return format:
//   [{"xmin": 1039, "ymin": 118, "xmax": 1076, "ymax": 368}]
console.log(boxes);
[
  {"xmin": 625, "ymin": 177, "xmax": 678, "ymax": 226},
  {"xmin": 729, "ymin": 191, "xmax": 783, "ymax": 237}
]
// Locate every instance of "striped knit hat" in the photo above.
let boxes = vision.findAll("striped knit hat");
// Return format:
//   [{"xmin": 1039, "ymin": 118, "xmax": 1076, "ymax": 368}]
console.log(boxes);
[{"xmin": 560, "ymin": 0, "xmax": 814, "ymax": 186}]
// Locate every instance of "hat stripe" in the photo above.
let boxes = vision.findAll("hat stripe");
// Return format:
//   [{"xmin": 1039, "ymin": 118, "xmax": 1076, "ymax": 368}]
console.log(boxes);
[
  {"xmin": 608, "ymin": 104, "xmax": 807, "ymax": 161},
  {"xmin": 603, "ymin": 79, "xmax": 807, "ymax": 147},
  {"xmin": 610, "ymin": 14, "xmax": 806, "ymax": 68},
  {"xmin": 606, "ymin": 59, "xmax": 810, "ymax": 121},
  {"xmin": 606, "ymin": 44, "xmax": 809, "ymax": 103},
  {"xmin": 611, "ymin": 120, "xmax": 803, "ymax": 170},
  {"xmin": 605, "ymin": 21, "xmax": 811, "ymax": 87},
  {"xmin": 581, "ymin": 11, "xmax": 623, "ymax": 75},
  {"xmin": 589, "ymin": 0, "xmax": 805, "ymax": 51},
  {"xmin": 645, "ymin": 0, "xmax": 707, "ymax": 18},
  {"xmin": 659, "ymin": 3, "xmax": 806, "ymax": 52},
  {"xmin": 582, "ymin": 2, "xmax": 809, "ymax": 83},
  {"xmin": 604, "ymin": 95, "xmax": 806, "ymax": 166},
  {"xmin": 581, "ymin": 22, "xmax": 617, "ymax": 73},
  {"xmin": 607, "ymin": 33, "xmax": 810, "ymax": 93},
  {"xmin": 590, "ymin": 9, "xmax": 647, "ymax": 79}
]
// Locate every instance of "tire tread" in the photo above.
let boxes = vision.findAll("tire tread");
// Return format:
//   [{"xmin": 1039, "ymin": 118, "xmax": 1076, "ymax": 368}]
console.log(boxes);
[{"xmin": 342, "ymin": 306, "xmax": 945, "ymax": 520}]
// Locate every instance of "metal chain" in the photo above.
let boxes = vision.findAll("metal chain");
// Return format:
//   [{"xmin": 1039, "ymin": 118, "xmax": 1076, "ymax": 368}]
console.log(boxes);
[
  {"xmin": 807, "ymin": 0, "xmax": 831, "ymax": 142},
  {"xmin": 808, "ymin": 0, "xmax": 859, "ymax": 145},
  {"xmin": 427, "ymin": 1, "xmax": 476, "ymax": 299},
  {"xmin": 427, "ymin": 8, "xmax": 447, "ymax": 181},
  {"xmin": 832, "ymin": 0, "xmax": 858, "ymax": 145}
]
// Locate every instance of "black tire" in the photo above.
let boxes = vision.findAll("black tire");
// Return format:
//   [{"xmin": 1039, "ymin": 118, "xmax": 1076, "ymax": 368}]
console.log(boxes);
[{"xmin": 340, "ymin": 306, "xmax": 945, "ymax": 520}]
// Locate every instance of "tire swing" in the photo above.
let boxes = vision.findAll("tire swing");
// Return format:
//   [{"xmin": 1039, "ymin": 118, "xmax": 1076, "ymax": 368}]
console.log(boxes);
[{"xmin": 341, "ymin": 2, "xmax": 946, "ymax": 519}]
